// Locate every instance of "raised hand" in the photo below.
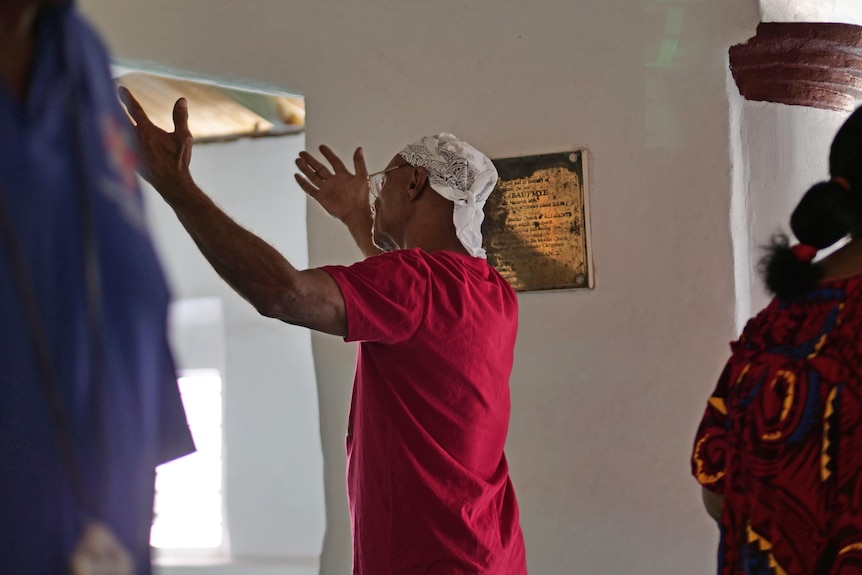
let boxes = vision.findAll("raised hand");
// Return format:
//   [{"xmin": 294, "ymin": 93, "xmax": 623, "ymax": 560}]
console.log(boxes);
[
  {"xmin": 295, "ymin": 146, "xmax": 370, "ymax": 223},
  {"xmin": 118, "ymin": 86, "xmax": 194, "ymax": 200}
]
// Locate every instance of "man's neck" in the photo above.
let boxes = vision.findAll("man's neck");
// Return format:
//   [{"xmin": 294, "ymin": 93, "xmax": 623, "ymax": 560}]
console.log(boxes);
[
  {"xmin": 0, "ymin": 2, "xmax": 41, "ymax": 101},
  {"xmin": 401, "ymin": 231, "xmax": 470, "ymax": 256},
  {"xmin": 401, "ymin": 200, "xmax": 471, "ymax": 256}
]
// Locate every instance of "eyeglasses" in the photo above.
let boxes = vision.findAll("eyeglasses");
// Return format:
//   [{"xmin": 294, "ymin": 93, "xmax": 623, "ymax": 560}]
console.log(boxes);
[{"xmin": 367, "ymin": 164, "xmax": 410, "ymax": 204}]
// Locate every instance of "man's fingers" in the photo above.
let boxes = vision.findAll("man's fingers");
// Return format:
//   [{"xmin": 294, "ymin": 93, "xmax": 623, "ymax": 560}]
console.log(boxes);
[
  {"xmin": 319, "ymin": 145, "xmax": 348, "ymax": 174},
  {"xmin": 295, "ymin": 157, "xmax": 325, "ymax": 185},
  {"xmin": 294, "ymin": 173, "xmax": 320, "ymax": 197},
  {"xmin": 297, "ymin": 151, "xmax": 333, "ymax": 181},
  {"xmin": 172, "ymin": 98, "xmax": 191, "ymax": 137},
  {"xmin": 117, "ymin": 86, "xmax": 153, "ymax": 128},
  {"xmin": 353, "ymin": 147, "xmax": 368, "ymax": 178}
]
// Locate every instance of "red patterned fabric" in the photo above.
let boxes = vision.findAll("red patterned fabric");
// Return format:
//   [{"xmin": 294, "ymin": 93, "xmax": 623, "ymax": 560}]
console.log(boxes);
[{"xmin": 692, "ymin": 274, "xmax": 862, "ymax": 575}]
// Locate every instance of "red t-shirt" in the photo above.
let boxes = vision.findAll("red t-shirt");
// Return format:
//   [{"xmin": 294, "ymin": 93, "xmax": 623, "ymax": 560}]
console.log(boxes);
[
  {"xmin": 691, "ymin": 275, "xmax": 862, "ymax": 574},
  {"xmin": 322, "ymin": 248, "xmax": 527, "ymax": 575}
]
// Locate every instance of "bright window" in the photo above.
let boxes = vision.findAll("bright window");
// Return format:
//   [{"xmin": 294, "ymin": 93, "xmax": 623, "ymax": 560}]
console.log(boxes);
[{"xmin": 150, "ymin": 369, "xmax": 224, "ymax": 552}]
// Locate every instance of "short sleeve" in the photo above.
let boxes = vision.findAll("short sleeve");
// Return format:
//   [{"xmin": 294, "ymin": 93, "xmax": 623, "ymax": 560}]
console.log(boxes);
[
  {"xmin": 321, "ymin": 249, "xmax": 430, "ymax": 344},
  {"xmin": 691, "ymin": 361, "xmax": 732, "ymax": 494}
]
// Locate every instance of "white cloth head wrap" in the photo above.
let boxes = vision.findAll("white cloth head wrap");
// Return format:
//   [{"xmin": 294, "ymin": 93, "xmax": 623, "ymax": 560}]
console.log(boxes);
[{"xmin": 398, "ymin": 132, "xmax": 498, "ymax": 258}]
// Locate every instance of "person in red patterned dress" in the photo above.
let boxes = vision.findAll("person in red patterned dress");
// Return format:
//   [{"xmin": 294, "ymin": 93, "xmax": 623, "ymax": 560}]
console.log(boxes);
[{"xmin": 692, "ymin": 106, "xmax": 862, "ymax": 574}]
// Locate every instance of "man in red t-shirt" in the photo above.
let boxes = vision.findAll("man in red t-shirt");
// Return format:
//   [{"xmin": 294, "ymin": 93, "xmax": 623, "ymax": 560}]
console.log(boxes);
[{"xmin": 120, "ymin": 89, "xmax": 527, "ymax": 574}]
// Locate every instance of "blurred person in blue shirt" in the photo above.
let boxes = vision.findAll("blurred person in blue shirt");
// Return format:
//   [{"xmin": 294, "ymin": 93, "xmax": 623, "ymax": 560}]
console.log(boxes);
[{"xmin": 0, "ymin": 1, "xmax": 194, "ymax": 572}]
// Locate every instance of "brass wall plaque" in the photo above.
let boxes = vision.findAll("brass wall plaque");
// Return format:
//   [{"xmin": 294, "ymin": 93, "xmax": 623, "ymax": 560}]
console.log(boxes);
[{"xmin": 483, "ymin": 150, "xmax": 592, "ymax": 292}]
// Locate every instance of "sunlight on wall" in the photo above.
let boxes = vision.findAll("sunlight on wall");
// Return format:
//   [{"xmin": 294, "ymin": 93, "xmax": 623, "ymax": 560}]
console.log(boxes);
[{"xmin": 151, "ymin": 369, "xmax": 224, "ymax": 552}]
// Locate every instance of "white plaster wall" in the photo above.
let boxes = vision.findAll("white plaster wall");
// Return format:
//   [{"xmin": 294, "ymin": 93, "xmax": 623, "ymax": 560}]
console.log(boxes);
[
  {"xmin": 760, "ymin": 0, "xmax": 862, "ymax": 24},
  {"xmin": 140, "ymin": 135, "xmax": 324, "ymax": 575},
  {"xmin": 79, "ymin": 1, "xmax": 764, "ymax": 573},
  {"xmin": 729, "ymin": 100, "xmax": 848, "ymax": 326},
  {"xmin": 834, "ymin": 0, "xmax": 862, "ymax": 25},
  {"xmin": 733, "ymin": 4, "xmax": 862, "ymax": 329}
]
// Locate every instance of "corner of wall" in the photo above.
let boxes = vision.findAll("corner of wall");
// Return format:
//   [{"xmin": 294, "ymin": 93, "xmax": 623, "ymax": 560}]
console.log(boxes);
[{"xmin": 726, "ymin": 66, "xmax": 753, "ymax": 334}]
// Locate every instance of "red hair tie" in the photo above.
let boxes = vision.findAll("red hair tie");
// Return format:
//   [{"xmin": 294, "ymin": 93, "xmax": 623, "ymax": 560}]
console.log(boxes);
[
  {"xmin": 791, "ymin": 244, "xmax": 817, "ymax": 262},
  {"xmin": 833, "ymin": 176, "xmax": 852, "ymax": 190}
]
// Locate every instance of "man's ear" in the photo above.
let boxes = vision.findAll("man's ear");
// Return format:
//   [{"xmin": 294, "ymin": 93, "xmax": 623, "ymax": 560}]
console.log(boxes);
[{"xmin": 406, "ymin": 166, "xmax": 429, "ymax": 201}]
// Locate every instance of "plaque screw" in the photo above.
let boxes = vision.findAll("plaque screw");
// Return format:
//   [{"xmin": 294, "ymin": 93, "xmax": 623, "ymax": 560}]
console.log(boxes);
[
  {"xmin": 575, "ymin": 274, "xmax": 585, "ymax": 285},
  {"xmin": 569, "ymin": 153, "xmax": 578, "ymax": 163}
]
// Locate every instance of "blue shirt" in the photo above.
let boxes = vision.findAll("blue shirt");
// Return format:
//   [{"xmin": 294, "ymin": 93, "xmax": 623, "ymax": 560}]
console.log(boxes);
[{"xmin": 0, "ymin": 4, "xmax": 194, "ymax": 573}]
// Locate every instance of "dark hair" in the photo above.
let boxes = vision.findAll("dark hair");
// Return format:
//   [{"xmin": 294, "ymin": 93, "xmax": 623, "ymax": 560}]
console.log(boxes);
[
  {"xmin": 760, "ymin": 106, "xmax": 862, "ymax": 300},
  {"xmin": 760, "ymin": 232, "xmax": 824, "ymax": 300}
]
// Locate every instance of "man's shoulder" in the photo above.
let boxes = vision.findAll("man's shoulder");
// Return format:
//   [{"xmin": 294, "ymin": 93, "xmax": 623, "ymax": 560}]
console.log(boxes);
[
  {"xmin": 319, "ymin": 250, "xmax": 432, "ymax": 298},
  {"xmin": 393, "ymin": 249, "xmax": 509, "ymax": 286},
  {"xmin": 326, "ymin": 248, "xmax": 514, "ymax": 296},
  {"xmin": 340, "ymin": 248, "xmax": 434, "ymax": 275}
]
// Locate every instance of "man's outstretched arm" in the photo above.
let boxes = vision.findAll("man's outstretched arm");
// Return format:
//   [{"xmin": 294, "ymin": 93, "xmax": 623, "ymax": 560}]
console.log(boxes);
[{"xmin": 118, "ymin": 87, "xmax": 347, "ymax": 337}]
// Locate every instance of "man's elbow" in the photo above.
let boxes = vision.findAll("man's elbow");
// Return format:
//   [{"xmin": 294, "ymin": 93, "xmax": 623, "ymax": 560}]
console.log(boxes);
[
  {"xmin": 245, "ymin": 271, "xmax": 347, "ymax": 336},
  {"xmin": 254, "ymin": 301, "xmax": 280, "ymax": 320},
  {"xmin": 249, "ymin": 287, "xmax": 295, "ymax": 322},
  {"xmin": 251, "ymin": 286, "xmax": 318, "ymax": 328}
]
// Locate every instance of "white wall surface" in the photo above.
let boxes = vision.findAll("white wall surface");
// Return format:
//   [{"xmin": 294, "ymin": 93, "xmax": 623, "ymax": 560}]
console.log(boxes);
[
  {"xmin": 729, "ymin": 100, "xmax": 847, "ymax": 327},
  {"xmin": 79, "ymin": 1, "xmax": 768, "ymax": 573},
  {"xmin": 760, "ymin": 0, "xmax": 862, "ymax": 24},
  {"xmin": 729, "ymin": 1, "xmax": 862, "ymax": 327},
  {"xmin": 140, "ymin": 135, "xmax": 324, "ymax": 575}
]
